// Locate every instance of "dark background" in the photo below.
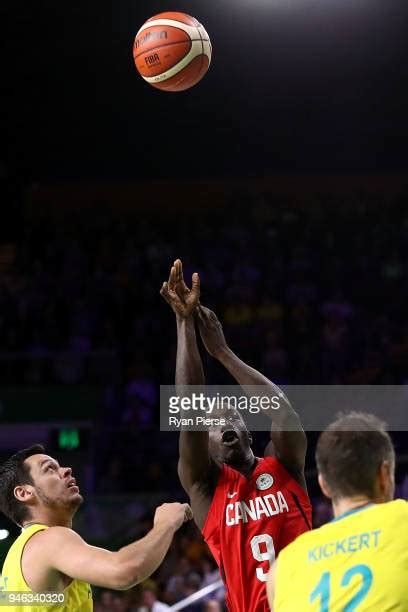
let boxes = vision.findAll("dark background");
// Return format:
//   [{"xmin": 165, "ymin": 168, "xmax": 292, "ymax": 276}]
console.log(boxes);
[
  {"xmin": 2, "ymin": 0, "xmax": 408, "ymax": 180},
  {"xmin": 1, "ymin": 1, "xmax": 408, "ymax": 610}
]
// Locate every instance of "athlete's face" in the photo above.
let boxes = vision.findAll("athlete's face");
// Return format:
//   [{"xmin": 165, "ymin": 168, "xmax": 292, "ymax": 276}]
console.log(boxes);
[
  {"xmin": 208, "ymin": 407, "xmax": 252, "ymax": 465},
  {"xmin": 17, "ymin": 454, "xmax": 83, "ymax": 517}
]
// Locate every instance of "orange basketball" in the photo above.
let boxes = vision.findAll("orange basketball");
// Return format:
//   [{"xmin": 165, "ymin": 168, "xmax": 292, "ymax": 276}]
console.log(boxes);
[{"xmin": 133, "ymin": 12, "xmax": 212, "ymax": 92}]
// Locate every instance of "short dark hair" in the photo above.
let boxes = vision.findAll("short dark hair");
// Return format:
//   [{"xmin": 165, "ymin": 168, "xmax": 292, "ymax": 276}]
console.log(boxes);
[
  {"xmin": 0, "ymin": 445, "xmax": 45, "ymax": 526},
  {"xmin": 316, "ymin": 412, "xmax": 395, "ymax": 500}
]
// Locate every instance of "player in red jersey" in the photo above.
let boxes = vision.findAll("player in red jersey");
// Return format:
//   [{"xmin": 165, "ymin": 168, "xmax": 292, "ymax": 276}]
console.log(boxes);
[{"xmin": 161, "ymin": 260, "xmax": 311, "ymax": 612}]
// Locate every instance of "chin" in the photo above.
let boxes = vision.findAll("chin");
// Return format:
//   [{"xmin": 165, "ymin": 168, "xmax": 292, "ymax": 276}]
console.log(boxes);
[
  {"xmin": 221, "ymin": 447, "xmax": 244, "ymax": 465},
  {"xmin": 69, "ymin": 493, "xmax": 84, "ymax": 510}
]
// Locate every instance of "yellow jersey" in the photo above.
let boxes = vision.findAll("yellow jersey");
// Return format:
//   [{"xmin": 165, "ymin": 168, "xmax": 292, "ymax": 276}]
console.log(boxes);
[
  {"xmin": 274, "ymin": 499, "xmax": 408, "ymax": 612},
  {"xmin": 1, "ymin": 524, "xmax": 93, "ymax": 611}
]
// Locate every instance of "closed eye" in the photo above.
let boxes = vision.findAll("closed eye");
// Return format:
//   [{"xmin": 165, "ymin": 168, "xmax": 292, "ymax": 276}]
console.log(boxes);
[{"xmin": 43, "ymin": 463, "xmax": 58, "ymax": 472}]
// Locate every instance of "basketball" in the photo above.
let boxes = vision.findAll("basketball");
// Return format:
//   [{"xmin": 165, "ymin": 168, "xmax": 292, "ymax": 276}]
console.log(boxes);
[{"xmin": 133, "ymin": 12, "xmax": 212, "ymax": 92}]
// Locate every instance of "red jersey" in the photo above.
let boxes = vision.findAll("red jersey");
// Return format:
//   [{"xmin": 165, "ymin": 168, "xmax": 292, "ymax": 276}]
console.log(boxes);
[{"xmin": 202, "ymin": 456, "xmax": 311, "ymax": 612}]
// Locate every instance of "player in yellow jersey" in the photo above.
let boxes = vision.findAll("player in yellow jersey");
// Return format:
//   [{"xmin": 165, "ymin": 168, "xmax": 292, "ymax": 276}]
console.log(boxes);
[
  {"xmin": 0, "ymin": 445, "xmax": 192, "ymax": 611},
  {"xmin": 267, "ymin": 411, "xmax": 408, "ymax": 612}
]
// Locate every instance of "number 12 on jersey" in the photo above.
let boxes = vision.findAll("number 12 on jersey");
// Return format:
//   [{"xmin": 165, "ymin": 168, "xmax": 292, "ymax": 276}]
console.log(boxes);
[
  {"xmin": 310, "ymin": 564, "xmax": 373, "ymax": 611},
  {"xmin": 250, "ymin": 534, "xmax": 276, "ymax": 582}
]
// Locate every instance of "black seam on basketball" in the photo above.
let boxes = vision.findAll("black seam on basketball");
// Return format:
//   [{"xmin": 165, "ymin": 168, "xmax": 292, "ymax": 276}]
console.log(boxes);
[
  {"xmin": 133, "ymin": 38, "xmax": 209, "ymax": 60},
  {"xmin": 199, "ymin": 26, "xmax": 204, "ymax": 58}
]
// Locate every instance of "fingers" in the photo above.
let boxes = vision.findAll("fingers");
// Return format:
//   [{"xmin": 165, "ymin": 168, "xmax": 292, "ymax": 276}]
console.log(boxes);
[
  {"xmin": 166, "ymin": 265, "xmax": 173, "ymax": 286},
  {"xmin": 162, "ymin": 262, "xmax": 200, "ymax": 313},
  {"xmin": 160, "ymin": 282, "xmax": 181, "ymax": 307},
  {"xmin": 191, "ymin": 272, "xmax": 201, "ymax": 297},
  {"xmin": 168, "ymin": 266, "xmax": 177, "ymax": 291},
  {"xmin": 197, "ymin": 305, "xmax": 220, "ymax": 333},
  {"xmin": 160, "ymin": 282, "xmax": 171, "ymax": 303},
  {"xmin": 174, "ymin": 259, "xmax": 183, "ymax": 285},
  {"xmin": 197, "ymin": 304, "xmax": 206, "ymax": 323},
  {"xmin": 183, "ymin": 504, "xmax": 193, "ymax": 522},
  {"xmin": 197, "ymin": 304, "xmax": 210, "ymax": 319},
  {"xmin": 174, "ymin": 259, "xmax": 192, "ymax": 298},
  {"xmin": 197, "ymin": 305, "xmax": 211, "ymax": 330}
]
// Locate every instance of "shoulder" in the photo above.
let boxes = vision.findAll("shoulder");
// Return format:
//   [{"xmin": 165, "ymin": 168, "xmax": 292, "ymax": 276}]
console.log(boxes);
[
  {"xmin": 178, "ymin": 455, "xmax": 221, "ymax": 495},
  {"xmin": 365, "ymin": 499, "xmax": 408, "ymax": 523},
  {"xmin": 260, "ymin": 456, "xmax": 308, "ymax": 495},
  {"xmin": 390, "ymin": 498, "xmax": 408, "ymax": 511},
  {"xmin": 384, "ymin": 499, "xmax": 408, "ymax": 519},
  {"xmin": 198, "ymin": 463, "xmax": 232, "ymax": 500},
  {"xmin": 25, "ymin": 527, "xmax": 81, "ymax": 555},
  {"xmin": 219, "ymin": 462, "xmax": 237, "ymax": 482},
  {"xmin": 19, "ymin": 527, "xmax": 80, "ymax": 589},
  {"xmin": 260, "ymin": 455, "xmax": 280, "ymax": 470}
]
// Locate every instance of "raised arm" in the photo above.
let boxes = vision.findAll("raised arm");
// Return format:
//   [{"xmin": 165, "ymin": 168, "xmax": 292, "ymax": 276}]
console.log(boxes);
[
  {"xmin": 25, "ymin": 503, "xmax": 192, "ymax": 591},
  {"xmin": 176, "ymin": 315, "xmax": 214, "ymax": 493},
  {"xmin": 197, "ymin": 305, "xmax": 307, "ymax": 486},
  {"xmin": 160, "ymin": 261, "xmax": 218, "ymax": 525}
]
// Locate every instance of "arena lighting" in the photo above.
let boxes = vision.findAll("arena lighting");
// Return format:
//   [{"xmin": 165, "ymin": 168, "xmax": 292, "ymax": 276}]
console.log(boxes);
[{"xmin": 0, "ymin": 530, "xmax": 9, "ymax": 540}]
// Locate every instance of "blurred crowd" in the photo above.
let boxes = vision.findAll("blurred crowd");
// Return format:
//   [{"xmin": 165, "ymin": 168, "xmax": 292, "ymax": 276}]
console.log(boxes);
[
  {"xmin": 1, "ymin": 189, "xmax": 408, "ymax": 389},
  {"xmin": 93, "ymin": 522, "xmax": 227, "ymax": 612},
  {"xmin": 1, "ymin": 187, "xmax": 408, "ymax": 480},
  {"xmin": 1, "ymin": 185, "xmax": 408, "ymax": 609}
]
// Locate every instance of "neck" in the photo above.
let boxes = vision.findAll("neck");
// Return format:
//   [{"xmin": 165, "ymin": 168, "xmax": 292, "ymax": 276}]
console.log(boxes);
[
  {"xmin": 231, "ymin": 451, "xmax": 257, "ymax": 478},
  {"xmin": 22, "ymin": 510, "xmax": 73, "ymax": 529},
  {"xmin": 332, "ymin": 495, "xmax": 375, "ymax": 518}
]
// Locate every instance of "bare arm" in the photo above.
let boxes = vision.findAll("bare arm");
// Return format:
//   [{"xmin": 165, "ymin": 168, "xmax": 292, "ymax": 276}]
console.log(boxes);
[
  {"xmin": 160, "ymin": 261, "xmax": 218, "ymax": 503},
  {"xmin": 176, "ymin": 316, "xmax": 215, "ymax": 494},
  {"xmin": 26, "ymin": 503, "xmax": 191, "ymax": 591},
  {"xmin": 217, "ymin": 346, "xmax": 306, "ymax": 475},
  {"xmin": 197, "ymin": 305, "xmax": 307, "ymax": 484}
]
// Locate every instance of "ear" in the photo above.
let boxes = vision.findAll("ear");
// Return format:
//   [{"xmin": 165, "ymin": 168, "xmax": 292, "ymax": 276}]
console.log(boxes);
[
  {"xmin": 248, "ymin": 432, "xmax": 253, "ymax": 446},
  {"xmin": 377, "ymin": 460, "xmax": 394, "ymax": 500},
  {"xmin": 14, "ymin": 485, "xmax": 34, "ymax": 504},
  {"xmin": 318, "ymin": 473, "xmax": 332, "ymax": 500}
]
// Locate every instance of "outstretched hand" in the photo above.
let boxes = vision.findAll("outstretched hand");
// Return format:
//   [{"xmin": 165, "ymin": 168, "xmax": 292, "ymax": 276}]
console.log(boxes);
[
  {"xmin": 197, "ymin": 304, "xmax": 228, "ymax": 358},
  {"xmin": 160, "ymin": 259, "xmax": 200, "ymax": 319}
]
